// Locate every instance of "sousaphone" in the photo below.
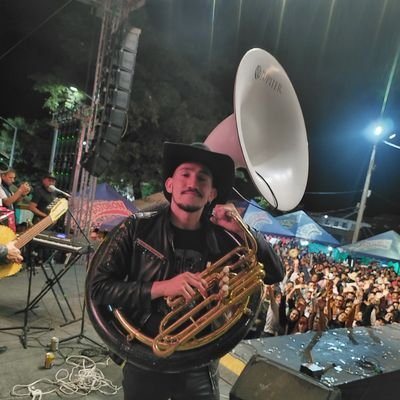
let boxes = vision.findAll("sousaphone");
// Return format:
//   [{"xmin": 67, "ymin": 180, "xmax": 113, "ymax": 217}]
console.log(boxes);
[
  {"xmin": 206, "ymin": 48, "xmax": 308, "ymax": 211},
  {"xmin": 85, "ymin": 48, "xmax": 308, "ymax": 372}
]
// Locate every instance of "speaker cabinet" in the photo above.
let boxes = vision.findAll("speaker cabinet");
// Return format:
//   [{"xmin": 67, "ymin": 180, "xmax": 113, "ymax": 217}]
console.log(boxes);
[
  {"xmin": 115, "ymin": 48, "xmax": 136, "ymax": 72},
  {"xmin": 230, "ymin": 325, "xmax": 400, "ymax": 400},
  {"xmin": 104, "ymin": 106, "xmax": 126, "ymax": 129},
  {"xmin": 82, "ymin": 26, "xmax": 141, "ymax": 177},
  {"xmin": 231, "ymin": 355, "xmax": 341, "ymax": 400},
  {"xmin": 110, "ymin": 68, "xmax": 134, "ymax": 92}
]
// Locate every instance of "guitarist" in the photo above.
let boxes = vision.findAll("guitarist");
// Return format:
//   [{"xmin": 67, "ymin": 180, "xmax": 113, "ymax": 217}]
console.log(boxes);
[
  {"xmin": 0, "ymin": 241, "xmax": 23, "ymax": 264},
  {"xmin": 0, "ymin": 241, "xmax": 23, "ymax": 354}
]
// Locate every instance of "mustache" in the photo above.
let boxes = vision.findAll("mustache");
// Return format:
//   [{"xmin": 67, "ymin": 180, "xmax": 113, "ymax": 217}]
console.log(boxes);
[{"xmin": 182, "ymin": 188, "xmax": 202, "ymax": 197}]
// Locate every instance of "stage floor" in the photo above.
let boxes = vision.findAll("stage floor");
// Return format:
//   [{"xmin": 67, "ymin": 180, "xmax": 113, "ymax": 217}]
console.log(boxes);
[
  {"xmin": 0, "ymin": 256, "xmax": 235, "ymax": 399},
  {"xmin": 3, "ymin": 257, "xmax": 398, "ymax": 399}
]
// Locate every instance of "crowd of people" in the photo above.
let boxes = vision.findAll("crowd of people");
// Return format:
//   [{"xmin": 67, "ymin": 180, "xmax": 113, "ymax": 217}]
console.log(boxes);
[{"xmin": 247, "ymin": 237, "xmax": 400, "ymax": 339}]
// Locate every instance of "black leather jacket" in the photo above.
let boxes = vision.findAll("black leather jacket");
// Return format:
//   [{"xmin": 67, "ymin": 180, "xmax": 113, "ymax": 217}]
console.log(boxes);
[{"xmin": 88, "ymin": 206, "xmax": 284, "ymax": 331}]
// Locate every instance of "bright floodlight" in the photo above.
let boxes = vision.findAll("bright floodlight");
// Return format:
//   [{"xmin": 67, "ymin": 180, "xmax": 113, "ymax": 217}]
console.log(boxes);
[{"xmin": 374, "ymin": 125, "xmax": 383, "ymax": 136}]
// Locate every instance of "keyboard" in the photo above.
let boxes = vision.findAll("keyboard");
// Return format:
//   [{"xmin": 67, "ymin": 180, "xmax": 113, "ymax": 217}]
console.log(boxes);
[{"xmin": 32, "ymin": 233, "xmax": 89, "ymax": 254}]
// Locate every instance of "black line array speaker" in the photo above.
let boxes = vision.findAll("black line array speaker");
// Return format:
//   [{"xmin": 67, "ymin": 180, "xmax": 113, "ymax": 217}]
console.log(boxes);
[
  {"xmin": 82, "ymin": 26, "xmax": 141, "ymax": 177},
  {"xmin": 230, "ymin": 355, "xmax": 341, "ymax": 400},
  {"xmin": 229, "ymin": 325, "xmax": 400, "ymax": 400}
]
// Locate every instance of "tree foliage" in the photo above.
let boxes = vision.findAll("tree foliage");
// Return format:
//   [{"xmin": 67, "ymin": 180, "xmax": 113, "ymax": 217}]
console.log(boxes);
[
  {"xmin": 34, "ymin": 81, "xmax": 88, "ymax": 113},
  {"xmin": 101, "ymin": 9, "xmax": 230, "ymax": 198},
  {"xmin": 4, "ymin": 3, "xmax": 231, "ymax": 199}
]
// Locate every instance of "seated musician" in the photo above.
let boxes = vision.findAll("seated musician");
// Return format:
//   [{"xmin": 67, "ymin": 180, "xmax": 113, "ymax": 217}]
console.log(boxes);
[
  {"xmin": 28, "ymin": 172, "xmax": 57, "ymax": 223},
  {"xmin": 26, "ymin": 172, "xmax": 59, "ymax": 265},
  {"xmin": 0, "ymin": 168, "xmax": 31, "ymax": 211}
]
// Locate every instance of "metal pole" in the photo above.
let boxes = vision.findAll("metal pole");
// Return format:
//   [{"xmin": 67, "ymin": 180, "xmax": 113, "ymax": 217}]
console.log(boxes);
[
  {"xmin": 9, "ymin": 126, "xmax": 18, "ymax": 167},
  {"xmin": 0, "ymin": 116, "xmax": 17, "ymax": 167},
  {"xmin": 351, "ymin": 143, "xmax": 377, "ymax": 243},
  {"xmin": 49, "ymin": 126, "xmax": 59, "ymax": 173}
]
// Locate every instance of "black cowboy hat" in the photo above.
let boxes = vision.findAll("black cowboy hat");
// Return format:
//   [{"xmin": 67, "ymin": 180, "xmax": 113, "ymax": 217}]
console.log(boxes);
[
  {"xmin": 0, "ymin": 161, "xmax": 9, "ymax": 174},
  {"xmin": 162, "ymin": 142, "xmax": 235, "ymax": 204},
  {"xmin": 42, "ymin": 172, "xmax": 57, "ymax": 180}
]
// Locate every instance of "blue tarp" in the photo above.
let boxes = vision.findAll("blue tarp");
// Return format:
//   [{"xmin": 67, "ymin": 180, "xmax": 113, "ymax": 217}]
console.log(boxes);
[
  {"xmin": 276, "ymin": 210, "xmax": 340, "ymax": 246},
  {"xmin": 99, "ymin": 215, "xmax": 129, "ymax": 231},
  {"xmin": 78, "ymin": 183, "xmax": 137, "ymax": 228},
  {"xmin": 243, "ymin": 202, "xmax": 294, "ymax": 237},
  {"xmin": 94, "ymin": 183, "xmax": 137, "ymax": 213},
  {"xmin": 342, "ymin": 230, "xmax": 400, "ymax": 262}
]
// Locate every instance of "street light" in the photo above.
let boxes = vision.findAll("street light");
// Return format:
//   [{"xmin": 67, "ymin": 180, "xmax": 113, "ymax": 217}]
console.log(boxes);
[
  {"xmin": 0, "ymin": 116, "xmax": 18, "ymax": 168},
  {"xmin": 351, "ymin": 125, "xmax": 395, "ymax": 243}
]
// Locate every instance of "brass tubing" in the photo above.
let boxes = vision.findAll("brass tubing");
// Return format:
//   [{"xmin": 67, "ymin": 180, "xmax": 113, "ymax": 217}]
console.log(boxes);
[{"xmin": 113, "ymin": 212, "xmax": 265, "ymax": 359}]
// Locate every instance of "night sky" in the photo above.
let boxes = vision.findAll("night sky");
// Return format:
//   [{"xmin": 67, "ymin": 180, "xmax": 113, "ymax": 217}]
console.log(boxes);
[{"xmin": 1, "ymin": 0, "xmax": 400, "ymax": 218}]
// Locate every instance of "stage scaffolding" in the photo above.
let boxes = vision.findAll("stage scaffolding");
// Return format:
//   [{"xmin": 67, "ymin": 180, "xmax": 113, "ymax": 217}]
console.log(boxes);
[{"xmin": 65, "ymin": 0, "xmax": 144, "ymax": 237}]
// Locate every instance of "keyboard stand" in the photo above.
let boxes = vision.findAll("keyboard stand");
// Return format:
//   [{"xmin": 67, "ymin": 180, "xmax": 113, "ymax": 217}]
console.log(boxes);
[
  {"xmin": 58, "ymin": 250, "xmax": 106, "ymax": 351},
  {"xmin": 19, "ymin": 250, "xmax": 85, "ymax": 325},
  {"xmin": 38, "ymin": 251, "xmax": 77, "ymax": 325}
]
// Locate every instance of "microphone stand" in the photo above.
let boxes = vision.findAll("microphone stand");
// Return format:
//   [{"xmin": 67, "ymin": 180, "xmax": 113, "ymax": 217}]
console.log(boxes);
[{"xmin": 58, "ymin": 209, "xmax": 106, "ymax": 350}]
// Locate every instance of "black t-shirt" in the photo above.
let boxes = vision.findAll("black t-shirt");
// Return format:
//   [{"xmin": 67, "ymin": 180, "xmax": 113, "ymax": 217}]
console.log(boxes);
[
  {"xmin": 171, "ymin": 224, "xmax": 206, "ymax": 275},
  {"xmin": 31, "ymin": 184, "xmax": 57, "ymax": 222}
]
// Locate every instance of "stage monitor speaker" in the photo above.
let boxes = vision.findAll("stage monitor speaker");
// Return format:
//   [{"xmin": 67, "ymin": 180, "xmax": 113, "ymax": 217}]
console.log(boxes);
[
  {"xmin": 230, "ymin": 355, "xmax": 341, "ymax": 400},
  {"xmin": 229, "ymin": 326, "xmax": 400, "ymax": 400}
]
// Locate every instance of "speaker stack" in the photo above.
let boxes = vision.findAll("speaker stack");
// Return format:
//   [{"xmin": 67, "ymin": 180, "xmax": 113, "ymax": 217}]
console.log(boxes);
[
  {"xmin": 81, "ymin": 26, "xmax": 141, "ymax": 176},
  {"xmin": 230, "ymin": 325, "xmax": 400, "ymax": 399},
  {"xmin": 52, "ymin": 114, "xmax": 81, "ymax": 191}
]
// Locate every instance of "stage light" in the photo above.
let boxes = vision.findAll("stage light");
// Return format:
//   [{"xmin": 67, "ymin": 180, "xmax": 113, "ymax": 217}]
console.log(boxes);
[
  {"xmin": 353, "ymin": 119, "xmax": 397, "ymax": 243},
  {"xmin": 364, "ymin": 118, "xmax": 394, "ymax": 143},
  {"xmin": 374, "ymin": 125, "xmax": 383, "ymax": 136}
]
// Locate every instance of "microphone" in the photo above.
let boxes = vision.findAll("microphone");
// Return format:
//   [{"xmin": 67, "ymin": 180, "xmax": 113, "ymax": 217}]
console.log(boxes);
[{"xmin": 49, "ymin": 185, "xmax": 71, "ymax": 198}]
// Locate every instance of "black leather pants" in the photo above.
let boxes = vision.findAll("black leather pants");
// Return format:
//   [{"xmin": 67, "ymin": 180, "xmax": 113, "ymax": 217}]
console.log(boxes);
[{"xmin": 122, "ymin": 361, "xmax": 220, "ymax": 400}]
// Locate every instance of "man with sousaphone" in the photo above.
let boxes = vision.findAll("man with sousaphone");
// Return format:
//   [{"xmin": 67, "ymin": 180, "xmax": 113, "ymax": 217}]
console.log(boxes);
[
  {"xmin": 87, "ymin": 45, "xmax": 309, "ymax": 399},
  {"xmin": 86, "ymin": 141, "xmax": 285, "ymax": 400}
]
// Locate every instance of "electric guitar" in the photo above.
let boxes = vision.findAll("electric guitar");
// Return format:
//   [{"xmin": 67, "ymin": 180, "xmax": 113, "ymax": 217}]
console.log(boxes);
[{"xmin": 0, "ymin": 198, "xmax": 68, "ymax": 279}]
